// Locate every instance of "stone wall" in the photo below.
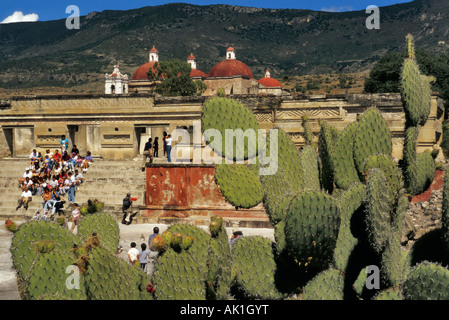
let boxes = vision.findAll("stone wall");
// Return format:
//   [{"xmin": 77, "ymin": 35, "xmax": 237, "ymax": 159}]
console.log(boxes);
[{"xmin": 0, "ymin": 93, "xmax": 444, "ymax": 160}]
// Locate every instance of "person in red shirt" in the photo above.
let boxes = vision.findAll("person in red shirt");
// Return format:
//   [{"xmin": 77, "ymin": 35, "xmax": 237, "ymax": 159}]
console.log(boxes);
[{"xmin": 52, "ymin": 149, "xmax": 62, "ymax": 170}]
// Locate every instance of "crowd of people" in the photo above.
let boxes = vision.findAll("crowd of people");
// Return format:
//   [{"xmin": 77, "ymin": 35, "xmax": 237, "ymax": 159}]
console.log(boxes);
[{"xmin": 16, "ymin": 135, "xmax": 94, "ymax": 220}]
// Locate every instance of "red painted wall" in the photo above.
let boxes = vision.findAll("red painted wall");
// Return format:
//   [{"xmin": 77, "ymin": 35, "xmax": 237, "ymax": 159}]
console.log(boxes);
[{"xmin": 143, "ymin": 164, "xmax": 267, "ymax": 220}]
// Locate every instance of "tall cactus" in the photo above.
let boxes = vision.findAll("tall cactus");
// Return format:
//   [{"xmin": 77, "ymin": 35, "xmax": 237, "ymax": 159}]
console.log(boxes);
[
  {"xmin": 318, "ymin": 121, "xmax": 339, "ymax": 193},
  {"xmin": 333, "ymin": 121, "xmax": 360, "ymax": 190},
  {"xmin": 400, "ymin": 34, "xmax": 431, "ymax": 127},
  {"xmin": 353, "ymin": 107, "xmax": 392, "ymax": 178}
]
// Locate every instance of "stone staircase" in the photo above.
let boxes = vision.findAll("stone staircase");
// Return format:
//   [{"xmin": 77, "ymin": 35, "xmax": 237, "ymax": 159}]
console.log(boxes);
[
  {"xmin": 0, "ymin": 157, "xmax": 273, "ymax": 228},
  {"xmin": 0, "ymin": 158, "xmax": 151, "ymax": 222},
  {"xmin": 0, "ymin": 158, "xmax": 39, "ymax": 220}
]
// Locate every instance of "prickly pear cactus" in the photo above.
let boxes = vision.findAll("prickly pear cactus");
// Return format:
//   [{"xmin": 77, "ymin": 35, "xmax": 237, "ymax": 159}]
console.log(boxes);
[
  {"xmin": 26, "ymin": 250, "xmax": 87, "ymax": 300},
  {"xmin": 318, "ymin": 121, "xmax": 339, "ymax": 193},
  {"xmin": 260, "ymin": 128, "xmax": 304, "ymax": 224},
  {"xmin": 301, "ymin": 116, "xmax": 313, "ymax": 145},
  {"xmin": 402, "ymin": 262, "xmax": 449, "ymax": 300},
  {"xmin": 167, "ymin": 224, "xmax": 210, "ymax": 264},
  {"xmin": 10, "ymin": 220, "xmax": 78, "ymax": 281},
  {"xmin": 373, "ymin": 288, "xmax": 403, "ymax": 300},
  {"xmin": 301, "ymin": 268, "xmax": 345, "ymax": 300},
  {"xmin": 231, "ymin": 236, "xmax": 282, "ymax": 299},
  {"xmin": 353, "ymin": 107, "xmax": 392, "ymax": 177},
  {"xmin": 333, "ymin": 121, "xmax": 360, "ymax": 190},
  {"xmin": 201, "ymin": 97, "xmax": 260, "ymax": 161},
  {"xmin": 215, "ymin": 164, "xmax": 264, "ymax": 209},
  {"xmin": 77, "ymin": 212, "xmax": 120, "ymax": 254},
  {"xmin": 363, "ymin": 153, "xmax": 403, "ymax": 200},
  {"xmin": 400, "ymin": 34, "xmax": 431, "ymax": 127},
  {"xmin": 152, "ymin": 248, "xmax": 207, "ymax": 300},
  {"xmin": 84, "ymin": 246, "xmax": 141, "ymax": 300},
  {"xmin": 207, "ymin": 217, "xmax": 232, "ymax": 300},
  {"xmin": 364, "ymin": 168, "xmax": 394, "ymax": 254},
  {"xmin": 299, "ymin": 145, "xmax": 320, "ymax": 191},
  {"xmin": 334, "ymin": 182, "xmax": 366, "ymax": 272},
  {"xmin": 284, "ymin": 190, "xmax": 341, "ymax": 269}
]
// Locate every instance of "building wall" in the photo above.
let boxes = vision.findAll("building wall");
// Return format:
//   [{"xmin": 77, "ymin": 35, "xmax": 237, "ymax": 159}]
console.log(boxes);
[
  {"xmin": 203, "ymin": 77, "xmax": 259, "ymax": 96},
  {"xmin": 0, "ymin": 93, "xmax": 444, "ymax": 161}
]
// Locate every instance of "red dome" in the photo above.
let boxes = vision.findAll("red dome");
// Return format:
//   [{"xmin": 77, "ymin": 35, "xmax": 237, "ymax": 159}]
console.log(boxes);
[
  {"xmin": 132, "ymin": 62, "xmax": 158, "ymax": 80},
  {"xmin": 208, "ymin": 59, "xmax": 253, "ymax": 78},
  {"xmin": 187, "ymin": 54, "xmax": 196, "ymax": 60},
  {"xmin": 258, "ymin": 77, "xmax": 282, "ymax": 88},
  {"xmin": 190, "ymin": 69, "xmax": 207, "ymax": 78}
]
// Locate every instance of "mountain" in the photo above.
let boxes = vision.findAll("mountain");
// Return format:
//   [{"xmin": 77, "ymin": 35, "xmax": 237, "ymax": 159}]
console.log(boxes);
[{"xmin": 0, "ymin": 0, "xmax": 448, "ymax": 92}]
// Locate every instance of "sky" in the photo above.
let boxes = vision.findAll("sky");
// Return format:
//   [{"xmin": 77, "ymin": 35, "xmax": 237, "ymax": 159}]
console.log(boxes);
[{"xmin": 0, "ymin": 0, "xmax": 413, "ymax": 23}]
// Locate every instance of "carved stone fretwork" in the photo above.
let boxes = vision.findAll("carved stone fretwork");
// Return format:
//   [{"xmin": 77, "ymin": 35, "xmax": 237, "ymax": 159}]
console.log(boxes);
[
  {"xmin": 254, "ymin": 113, "xmax": 273, "ymax": 123},
  {"xmin": 276, "ymin": 108, "xmax": 341, "ymax": 120},
  {"xmin": 103, "ymin": 134, "xmax": 131, "ymax": 142},
  {"xmin": 37, "ymin": 135, "xmax": 62, "ymax": 143}
]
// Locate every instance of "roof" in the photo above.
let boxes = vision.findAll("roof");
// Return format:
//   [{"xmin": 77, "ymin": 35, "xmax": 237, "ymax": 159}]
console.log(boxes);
[
  {"xmin": 208, "ymin": 59, "xmax": 253, "ymax": 78},
  {"xmin": 258, "ymin": 77, "xmax": 282, "ymax": 88},
  {"xmin": 132, "ymin": 61, "xmax": 158, "ymax": 80},
  {"xmin": 187, "ymin": 53, "xmax": 196, "ymax": 60},
  {"xmin": 190, "ymin": 69, "xmax": 207, "ymax": 78}
]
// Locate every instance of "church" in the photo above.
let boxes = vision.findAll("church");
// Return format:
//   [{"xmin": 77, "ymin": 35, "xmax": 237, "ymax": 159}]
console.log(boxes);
[{"xmin": 105, "ymin": 46, "xmax": 288, "ymax": 96}]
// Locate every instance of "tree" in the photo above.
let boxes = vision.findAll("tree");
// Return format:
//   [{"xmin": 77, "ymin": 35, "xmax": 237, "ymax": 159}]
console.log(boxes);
[{"xmin": 147, "ymin": 59, "xmax": 197, "ymax": 96}]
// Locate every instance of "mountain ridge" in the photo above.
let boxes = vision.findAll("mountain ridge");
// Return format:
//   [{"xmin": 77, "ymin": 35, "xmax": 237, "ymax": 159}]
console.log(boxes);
[{"xmin": 0, "ymin": 0, "xmax": 447, "ymax": 92}]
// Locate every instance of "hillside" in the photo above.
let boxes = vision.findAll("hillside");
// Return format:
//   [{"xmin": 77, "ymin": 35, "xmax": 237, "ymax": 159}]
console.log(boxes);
[{"xmin": 0, "ymin": 0, "xmax": 448, "ymax": 95}]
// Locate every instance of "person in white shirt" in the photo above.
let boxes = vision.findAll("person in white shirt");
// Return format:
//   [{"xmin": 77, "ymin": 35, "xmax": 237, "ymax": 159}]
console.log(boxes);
[
  {"xmin": 74, "ymin": 170, "xmax": 83, "ymax": 188},
  {"xmin": 127, "ymin": 242, "xmax": 140, "ymax": 265},
  {"xmin": 18, "ymin": 167, "xmax": 32, "ymax": 185},
  {"xmin": 16, "ymin": 186, "xmax": 32, "ymax": 211},
  {"xmin": 166, "ymin": 134, "xmax": 172, "ymax": 163}
]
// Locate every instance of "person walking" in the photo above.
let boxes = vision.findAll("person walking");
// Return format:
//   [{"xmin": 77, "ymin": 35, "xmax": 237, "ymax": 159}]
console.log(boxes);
[
  {"xmin": 127, "ymin": 242, "xmax": 139, "ymax": 266},
  {"xmin": 70, "ymin": 203, "xmax": 81, "ymax": 233},
  {"xmin": 122, "ymin": 193, "xmax": 139, "ymax": 225},
  {"xmin": 166, "ymin": 134, "xmax": 172, "ymax": 163},
  {"xmin": 138, "ymin": 243, "xmax": 150, "ymax": 271}
]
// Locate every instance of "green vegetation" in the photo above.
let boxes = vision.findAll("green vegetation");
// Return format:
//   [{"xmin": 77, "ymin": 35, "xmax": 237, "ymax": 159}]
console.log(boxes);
[{"xmin": 147, "ymin": 59, "xmax": 197, "ymax": 96}]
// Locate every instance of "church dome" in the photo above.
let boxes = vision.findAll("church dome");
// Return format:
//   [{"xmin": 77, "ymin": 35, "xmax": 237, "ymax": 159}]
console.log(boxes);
[
  {"xmin": 258, "ymin": 77, "xmax": 282, "ymax": 88},
  {"xmin": 190, "ymin": 69, "xmax": 208, "ymax": 78},
  {"xmin": 132, "ymin": 61, "xmax": 158, "ymax": 80},
  {"xmin": 208, "ymin": 59, "xmax": 253, "ymax": 78}
]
